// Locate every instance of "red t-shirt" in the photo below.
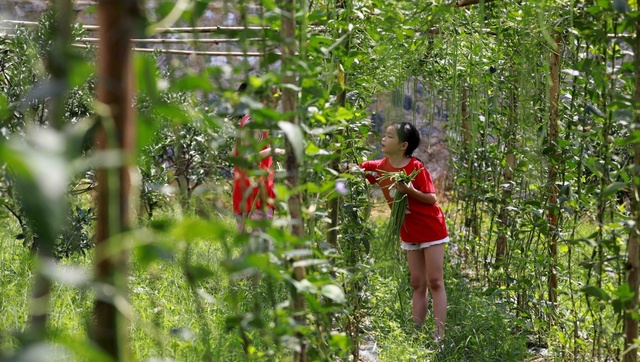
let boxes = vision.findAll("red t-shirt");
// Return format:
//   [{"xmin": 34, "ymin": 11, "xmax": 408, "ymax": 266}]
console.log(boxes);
[
  {"xmin": 232, "ymin": 115, "xmax": 276, "ymax": 214},
  {"xmin": 360, "ymin": 157, "xmax": 448, "ymax": 243}
]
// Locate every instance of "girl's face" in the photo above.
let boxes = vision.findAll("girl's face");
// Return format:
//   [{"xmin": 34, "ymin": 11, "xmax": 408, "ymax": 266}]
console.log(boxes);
[{"xmin": 381, "ymin": 126, "xmax": 406, "ymax": 156}]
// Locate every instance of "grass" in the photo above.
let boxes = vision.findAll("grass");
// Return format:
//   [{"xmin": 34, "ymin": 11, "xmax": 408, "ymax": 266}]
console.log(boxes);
[{"xmin": 0, "ymin": 211, "xmax": 533, "ymax": 361}]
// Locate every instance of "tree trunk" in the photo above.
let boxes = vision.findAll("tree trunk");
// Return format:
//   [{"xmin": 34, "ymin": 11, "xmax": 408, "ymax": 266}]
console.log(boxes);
[
  {"xmin": 280, "ymin": 0, "xmax": 306, "ymax": 361},
  {"xmin": 92, "ymin": 1, "xmax": 136, "ymax": 360},
  {"xmin": 547, "ymin": 35, "xmax": 561, "ymax": 309},
  {"xmin": 624, "ymin": 6, "xmax": 640, "ymax": 361}
]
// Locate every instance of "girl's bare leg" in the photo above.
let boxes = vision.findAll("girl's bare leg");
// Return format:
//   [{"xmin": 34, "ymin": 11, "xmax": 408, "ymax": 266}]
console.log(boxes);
[
  {"xmin": 423, "ymin": 243, "xmax": 446, "ymax": 338},
  {"xmin": 407, "ymin": 249, "xmax": 429, "ymax": 326}
]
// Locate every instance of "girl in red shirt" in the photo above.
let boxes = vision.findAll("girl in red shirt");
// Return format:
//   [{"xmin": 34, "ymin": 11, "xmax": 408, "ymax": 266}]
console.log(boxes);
[
  {"xmin": 232, "ymin": 84, "xmax": 284, "ymax": 234},
  {"xmin": 359, "ymin": 122, "xmax": 448, "ymax": 341}
]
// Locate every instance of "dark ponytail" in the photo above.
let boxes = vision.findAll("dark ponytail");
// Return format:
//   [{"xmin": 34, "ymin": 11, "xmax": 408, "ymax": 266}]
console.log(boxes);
[{"xmin": 393, "ymin": 122, "xmax": 421, "ymax": 157}]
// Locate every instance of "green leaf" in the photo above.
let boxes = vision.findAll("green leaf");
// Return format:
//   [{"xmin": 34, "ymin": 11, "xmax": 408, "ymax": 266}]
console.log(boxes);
[
  {"xmin": 278, "ymin": 121, "xmax": 304, "ymax": 163},
  {"xmin": 335, "ymin": 107, "xmax": 354, "ymax": 121},
  {"xmin": 602, "ymin": 182, "xmax": 627, "ymax": 198},
  {"xmin": 135, "ymin": 243, "xmax": 174, "ymax": 268},
  {"xmin": 243, "ymin": 253, "xmax": 272, "ymax": 270},
  {"xmin": 56, "ymin": 337, "xmax": 113, "ymax": 362},
  {"xmin": 613, "ymin": 283, "xmax": 635, "ymax": 302},
  {"xmin": 135, "ymin": 54, "xmax": 159, "ymax": 98},
  {"xmin": 321, "ymin": 284, "xmax": 346, "ymax": 304},
  {"xmin": 12, "ymin": 342, "xmax": 73, "ymax": 361},
  {"xmin": 186, "ymin": 264, "xmax": 216, "ymax": 283},
  {"xmin": 170, "ymin": 74, "xmax": 214, "ymax": 92},
  {"xmin": 40, "ymin": 259, "xmax": 90, "ymax": 287},
  {"xmin": 329, "ymin": 332, "xmax": 351, "ymax": 351},
  {"xmin": 0, "ymin": 93, "xmax": 10, "ymax": 119},
  {"xmin": 613, "ymin": 0, "xmax": 630, "ymax": 13},
  {"xmin": 149, "ymin": 217, "xmax": 174, "ymax": 232},
  {"xmin": 307, "ymin": 125, "xmax": 339, "ymax": 135},
  {"xmin": 191, "ymin": 0, "xmax": 211, "ymax": 21},
  {"xmin": 585, "ymin": 103, "xmax": 605, "ymax": 118},
  {"xmin": 136, "ymin": 114, "xmax": 157, "ymax": 155},
  {"xmin": 292, "ymin": 259, "xmax": 329, "ymax": 268},
  {"xmin": 148, "ymin": 0, "xmax": 192, "ymax": 34},
  {"xmin": 293, "ymin": 279, "xmax": 318, "ymax": 293},
  {"xmin": 561, "ymin": 69, "xmax": 581, "ymax": 77},
  {"xmin": 583, "ymin": 285, "xmax": 610, "ymax": 301},
  {"xmin": 483, "ymin": 287, "xmax": 497, "ymax": 296},
  {"xmin": 305, "ymin": 142, "xmax": 329, "ymax": 155},
  {"xmin": 172, "ymin": 217, "xmax": 227, "ymax": 242},
  {"xmin": 1, "ymin": 128, "xmax": 69, "ymax": 243},
  {"xmin": 156, "ymin": 103, "xmax": 188, "ymax": 123},
  {"xmin": 68, "ymin": 60, "xmax": 95, "ymax": 88},
  {"xmin": 282, "ymin": 249, "xmax": 314, "ymax": 259}
]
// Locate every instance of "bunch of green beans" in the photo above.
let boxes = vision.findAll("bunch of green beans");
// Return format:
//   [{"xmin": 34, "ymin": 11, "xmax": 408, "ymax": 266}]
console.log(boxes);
[{"xmin": 379, "ymin": 168, "xmax": 421, "ymax": 251}]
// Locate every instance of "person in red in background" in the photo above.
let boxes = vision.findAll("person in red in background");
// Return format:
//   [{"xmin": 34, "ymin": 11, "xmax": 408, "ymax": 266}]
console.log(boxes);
[
  {"xmin": 232, "ymin": 82, "xmax": 284, "ymax": 234},
  {"xmin": 358, "ymin": 122, "xmax": 448, "ymax": 342}
]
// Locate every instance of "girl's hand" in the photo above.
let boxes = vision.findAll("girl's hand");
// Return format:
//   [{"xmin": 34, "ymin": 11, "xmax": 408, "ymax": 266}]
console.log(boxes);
[
  {"xmin": 396, "ymin": 181, "xmax": 413, "ymax": 194},
  {"xmin": 275, "ymin": 148, "xmax": 285, "ymax": 156}
]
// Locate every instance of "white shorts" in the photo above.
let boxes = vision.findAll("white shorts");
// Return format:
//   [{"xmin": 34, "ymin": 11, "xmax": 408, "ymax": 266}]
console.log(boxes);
[{"xmin": 401, "ymin": 236, "xmax": 450, "ymax": 251}]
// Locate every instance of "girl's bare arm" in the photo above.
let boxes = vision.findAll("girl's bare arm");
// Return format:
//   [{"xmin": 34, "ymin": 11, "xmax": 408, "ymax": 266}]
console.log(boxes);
[
  {"xmin": 397, "ymin": 182, "xmax": 437, "ymax": 205},
  {"xmin": 258, "ymin": 147, "xmax": 285, "ymax": 157}
]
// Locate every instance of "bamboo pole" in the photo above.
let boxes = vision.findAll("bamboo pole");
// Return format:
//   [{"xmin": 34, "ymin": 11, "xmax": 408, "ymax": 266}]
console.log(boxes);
[
  {"xmin": 91, "ymin": 0, "xmax": 135, "ymax": 359},
  {"xmin": 495, "ymin": 66, "xmax": 517, "ymax": 266},
  {"xmin": 461, "ymin": 86, "xmax": 471, "ymax": 145},
  {"xmin": 82, "ymin": 37, "xmax": 264, "ymax": 43},
  {"xmin": 547, "ymin": 34, "xmax": 561, "ymax": 310},
  {"xmin": 326, "ymin": 0, "xmax": 349, "ymax": 250},
  {"xmin": 279, "ymin": 0, "xmax": 306, "ymax": 359}
]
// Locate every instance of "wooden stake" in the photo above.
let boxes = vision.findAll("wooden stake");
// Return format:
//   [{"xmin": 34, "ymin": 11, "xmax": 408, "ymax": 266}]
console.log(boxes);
[
  {"xmin": 547, "ymin": 34, "xmax": 561, "ymax": 310},
  {"xmin": 279, "ymin": 0, "xmax": 306, "ymax": 360},
  {"xmin": 91, "ymin": 0, "xmax": 135, "ymax": 359}
]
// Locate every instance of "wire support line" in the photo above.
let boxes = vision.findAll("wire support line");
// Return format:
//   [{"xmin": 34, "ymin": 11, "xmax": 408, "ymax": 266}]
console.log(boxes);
[
  {"xmin": 70, "ymin": 43, "xmax": 288, "ymax": 56},
  {"xmin": 79, "ymin": 37, "xmax": 266, "ymax": 44},
  {"xmin": 1, "ymin": 20, "xmax": 272, "ymax": 33}
]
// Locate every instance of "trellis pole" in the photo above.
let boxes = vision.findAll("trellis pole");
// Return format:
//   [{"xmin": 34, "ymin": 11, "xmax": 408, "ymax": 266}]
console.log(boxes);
[
  {"xmin": 278, "ymin": 0, "xmax": 307, "ymax": 360},
  {"xmin": 326, "ymin": 0, "xmax": 349, "ymax": 250},
  {"xmin": 547, "ymin": 33, "xmax": 561, "ymax": 312},
  {"xmin": 91, "ymin": 0, "xmax": 137, "ymax": 359}
]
